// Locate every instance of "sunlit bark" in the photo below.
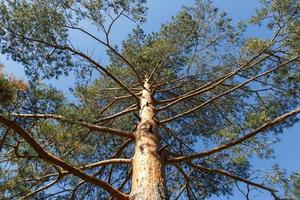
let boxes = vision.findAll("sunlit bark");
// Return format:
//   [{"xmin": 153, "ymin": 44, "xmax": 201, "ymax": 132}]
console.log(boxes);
[{"xmin": 130, "ymin": 78, "xmax": 167, "ymax": 200}]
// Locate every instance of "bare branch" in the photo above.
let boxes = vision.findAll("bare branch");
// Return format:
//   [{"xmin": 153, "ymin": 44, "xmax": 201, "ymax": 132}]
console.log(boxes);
[
  {"xmin": 189, "ymin": 163, "xmax": 280, "ymax": 200},
  {"xmin": 99, "ymin": 96, "xmax": 134, "ymax": 116},
  {"xmin": 0, "ymin": 115, "xmax": 130, "ymax": 200},
  {"xmin": 157, "ymin": 54, "xmax": 272, "ymax": 111},
  {"xmin": 67, "ymin": 47, "xmax": 140, "ymax": 100},
  {"xmin": 168, "ymin": 107, "xmax": 300, "ymax": 163},
  {"xmin": 156, "ymin": 83, "xmax": 185, "ymax": 94},
  {"xmin": 106, "ymin": 10, "xmax": 125, "ymax": 41},
  {"xmin": 174, "ymin": 184, "xmax": 187, "ymax": 200},
  {"xmin": 108, "ymin": 168, "xmax": 133, "ymax": 200},
  {"xmin": 82, "ymin": 158, "xmax": 132, "ymax": 170},
  {"xmin": 99, "ymin": 87, "xmax": 142, "ymax": 92},
  {"xmin": 118, "ymin": 167, "xmax": 133, "ymax": 191},
  {"xmin": 21, "ymin": 140, "xmax": 133, "ymax": 197},
  {"xmin": 237, "ymin": 73, "xmax": 284, "ymax": 92},
  {"xmin": 161, "ymin": 56, "xmax": 299, "ymax": 123},
  {"xmin": 95, "ymin": 104, "xmax": 138, "ymax": 123},
  {"xmin": 0, "ymin": 128, "xmax": 10, "ymax": 151},
  {"xmin": 63, "ymin": 24, "xmax": 143, "ymax": 84},
  {"xmin": 12, "ymin": 113, "xmax": 135, "ymax": 139},
  {"xmin": 111, "ymin": 139, "xmax": 133, "ymax": 158},
  {"xmin": 153, "ymin": 75, "xmax": 190, "ymax": 89},
  {"xmin": 20, "ymin": 175, "xmax": 62, "ymax": 200},
  {"xmin": 235, "ymin": 182, "xmax": 251, "ymax": 200},
  {"xmin": 70, "ymin": 180, "xmax": 87, "ymax": 200}
]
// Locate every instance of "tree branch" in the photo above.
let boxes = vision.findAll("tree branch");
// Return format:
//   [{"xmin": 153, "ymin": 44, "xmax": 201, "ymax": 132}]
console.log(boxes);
[
  {"xmin": 20, "ymin": 175, "xmax": 62, "ymax": 200},
  {"xmin": 168, "ymin": 107, "xmax": 300, "ymax": 163},
  {"xmin": 0, "ymin": 128, "xmax": 10, "ymax": 151},
  {"xmin": 63, "ymin": 24, "xmax": 143, "ymax": 84},
  {"xmin": 157, "ymin": 25, "xmax": 288, "ymax": 109},
  {"xmin": 82, "ymin": 158, "xmax": 132, "ymax": 170},
  {"xmin": 161, "ymin": 56, "xmax": 299, "ymax": 123},
  {"xmin": 0, "ymin": 115, "xmax": 129, "ymax": 200},
  {"xmin": 0, "ymin": 23, "xmax": 139, "ymax": 100},
  {"xmin": 99, "ymin": 95, "xmax": 134, "ymax": 115},
  {"xmin": 157, "ymin": 54, "xmax": 271, "ymax": 111},
  {"xmin": 189, "ymin": 163, "xmax": 280, "ymax": 200},
  {"xmin": 109, "ymin": 167, "xmax": 133, "ymax": 200},
  {"xmin": 12, "ymin": 113, "xmax": 134, "ymax": 139},
  {"xmin": 95, "ymin": 104, "xmax": 138, "ymax": 123},
  {"xmin": 174, "ymin": 166, "xmax": 193, "ymax": 200},
  {"xmin": 16, "ymin": 141, "xmax": 132, "ymax": 197}
]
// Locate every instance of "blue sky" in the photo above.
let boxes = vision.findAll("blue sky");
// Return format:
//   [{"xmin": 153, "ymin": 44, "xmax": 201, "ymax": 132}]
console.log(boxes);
[{"xmin": 1, "ymin": 1, "xmax": 299, "ymax": 199}]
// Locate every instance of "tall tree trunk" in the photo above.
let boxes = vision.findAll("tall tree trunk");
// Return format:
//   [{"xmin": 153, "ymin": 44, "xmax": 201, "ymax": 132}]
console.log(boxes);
[{"xmin": 130, "ymin": 78, "xmax": 167, "ymax": 200}]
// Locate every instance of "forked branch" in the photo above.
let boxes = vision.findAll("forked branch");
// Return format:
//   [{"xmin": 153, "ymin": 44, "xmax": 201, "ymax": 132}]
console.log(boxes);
[
  {"xmin": 161, "ymin": 56, "xmax": 299, "ymax": 123},
  {"xmin": 157, "ymin": 54, "xmax": 272, "ymax": 110},
  {"xmin": 0, "ymin": 115, "xmax": 129, "ymax": 200},
  {"xmin": 62, "ymin": 23, "xmax": 143, "ymax": 84},
  {"xmin": 20, "ymin": 175, "xmax": 62, "ymax": 200},
  {"xmin": 12, "ymin": 113, "xmax": 134, "ymax": 139},
  {"xmin": 189, "ymin": 163, "xmax": 280, "ymax": 200},
  {"xmin": 168, "ymin": 107, "xmax": 300, "ymax": 163},
  {"xmin": 0, "ymin": 23, "xmax": 139, "ymax": 101},
  {"xmin": 157, "ymin": 25, "xmax": 287, "ymax": 109}
]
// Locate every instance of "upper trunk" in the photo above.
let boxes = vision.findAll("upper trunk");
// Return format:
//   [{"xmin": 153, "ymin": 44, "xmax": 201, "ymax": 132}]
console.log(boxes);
[{"xmin": 130, "ymin": 78, "xmax": 167, "ymax": 200}]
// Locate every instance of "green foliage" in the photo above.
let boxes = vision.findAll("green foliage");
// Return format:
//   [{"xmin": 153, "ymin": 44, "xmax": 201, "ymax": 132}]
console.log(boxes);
[
  {"xmin": 250, "ymin": 0, "xmax": 300, "ymax": 54},
  {"xmin": 264, "ymin": 165, "xmax": 300, "ymax": 199},
  {"xmin": 243, "ymin": 38, "xmax": 268, "ymax": 54},
  {"xmin": 0, "ymin": 0, "xmax": 147, "ymax": 81},
  {"xmin": 0, "ymin": 0, "xmax": 73, "ymax": 80},
  {"xmin": 0, "ymin": 64, "xmax": 27, "ymax": 105},
  {"xmin": 0, "ymin": 74, "xmax": 16, "ymax": 104}
]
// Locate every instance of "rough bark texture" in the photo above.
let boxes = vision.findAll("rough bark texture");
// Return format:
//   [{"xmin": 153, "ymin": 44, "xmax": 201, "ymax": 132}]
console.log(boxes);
[{"xmin": 130, "ymin": 79, "xmax": 167, "ymax": 200}]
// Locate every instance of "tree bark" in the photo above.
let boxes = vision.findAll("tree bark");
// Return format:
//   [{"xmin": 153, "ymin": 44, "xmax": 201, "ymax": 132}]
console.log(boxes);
[{"xmin": 130, "ymin": 78, "xmax": 167, "ymax": 200}]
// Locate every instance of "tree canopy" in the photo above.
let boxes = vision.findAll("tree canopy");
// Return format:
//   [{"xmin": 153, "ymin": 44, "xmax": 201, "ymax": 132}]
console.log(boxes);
[{"xmin": 0, "ymin": 0, "xmax": 299, "ymax": 199}]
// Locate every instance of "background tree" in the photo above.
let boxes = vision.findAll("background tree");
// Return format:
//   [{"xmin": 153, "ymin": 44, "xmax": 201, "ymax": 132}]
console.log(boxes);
[
  {"xmin": 0, "ymin": 0, "xmax": 299, "ymax": 199},
  {"xmin": 0, "ymin": 64, "xmax": 27, "ymax": 104}
]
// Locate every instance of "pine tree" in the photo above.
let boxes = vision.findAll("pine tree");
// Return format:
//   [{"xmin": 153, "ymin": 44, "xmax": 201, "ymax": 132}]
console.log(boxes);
[{"xmin": 0, "ymin": 0, "xmax": 299, "ymax": 199}]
